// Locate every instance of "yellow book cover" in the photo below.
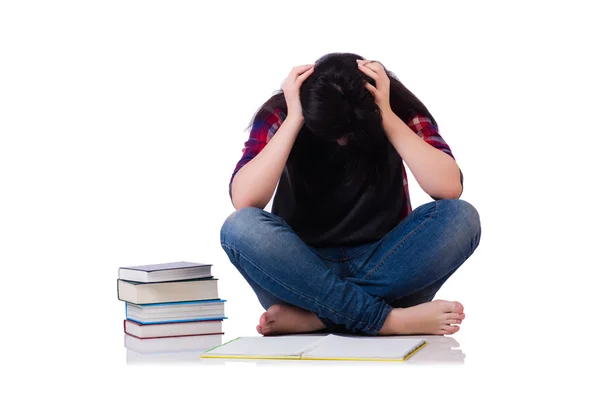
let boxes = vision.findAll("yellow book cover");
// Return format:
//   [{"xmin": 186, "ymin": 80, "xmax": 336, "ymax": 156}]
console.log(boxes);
[{"xmin": 201, "ymin": 334, "xmax": 427, "ymax": 362}]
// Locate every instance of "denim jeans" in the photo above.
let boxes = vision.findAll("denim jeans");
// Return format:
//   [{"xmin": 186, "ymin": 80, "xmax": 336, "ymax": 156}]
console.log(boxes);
[{"xmin": 220, "ymin": 199, "xmax": 481, "ymax": 336}]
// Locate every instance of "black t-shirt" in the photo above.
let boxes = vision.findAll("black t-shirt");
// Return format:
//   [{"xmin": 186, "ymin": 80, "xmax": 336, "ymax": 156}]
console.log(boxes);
[{"xmin": 271, "ymin": 138, "xmax": 406, "ymax": 248}]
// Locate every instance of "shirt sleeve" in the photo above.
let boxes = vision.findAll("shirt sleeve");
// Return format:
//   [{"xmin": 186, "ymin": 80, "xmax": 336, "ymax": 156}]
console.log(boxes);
[
  {"xmin": 407, "ymin": 114, "xmax": 464, "ymax": 198},
  {"xmin": 229, "ymin": 109, "xmax": 285, "ymax": 198}
]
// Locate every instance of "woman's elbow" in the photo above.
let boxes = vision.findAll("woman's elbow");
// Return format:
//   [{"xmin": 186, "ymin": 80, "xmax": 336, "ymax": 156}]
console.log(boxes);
[
  {"xmin": 430, "ymin": 182, "xmax": 463, "ymax": 201},
  {"xmin": 231, "ymin": 193, "xmax": 266, "ymax": 211}
]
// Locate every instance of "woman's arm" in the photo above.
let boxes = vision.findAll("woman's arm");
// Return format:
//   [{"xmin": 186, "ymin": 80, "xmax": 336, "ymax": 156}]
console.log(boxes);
[
  {"xmin": 231, "ymin": 116, "xmax": 303, "ymax": 210},
  {"xmin": 381, "ymin": 109, "xmax": 463, "ymax": 200},
  {"xmin": 357, "ymin": 59, "xmax": 463, "ymax": 200},
  {"xmin": 231, "ymin": 64, "xmax": 314, "ymax": 210}
]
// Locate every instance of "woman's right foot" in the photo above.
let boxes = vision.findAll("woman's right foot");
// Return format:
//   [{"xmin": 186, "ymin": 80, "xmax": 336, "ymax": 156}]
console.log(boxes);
[
  {"xmin": 256, "ymin": 304, "xmax": 326, "ymax": 336},
  {"xmin": 379, "ymin": 300, "xmax": 465, "ymax": 336}
]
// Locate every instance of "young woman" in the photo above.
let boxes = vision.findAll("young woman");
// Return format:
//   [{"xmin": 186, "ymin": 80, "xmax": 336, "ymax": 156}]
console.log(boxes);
[{"xmin": 220, "ymin": 52, "xmax": 481, "ymax": 336}]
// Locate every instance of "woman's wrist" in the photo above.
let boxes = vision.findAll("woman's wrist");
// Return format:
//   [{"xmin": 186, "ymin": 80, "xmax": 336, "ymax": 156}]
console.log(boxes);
[
  {"xmin": 282, "ymin": 115, "xmax": 304, "ymax": 132},
  {"xmin": 381, "ymin": 106, "xmax": 398, "ymax": 126}
]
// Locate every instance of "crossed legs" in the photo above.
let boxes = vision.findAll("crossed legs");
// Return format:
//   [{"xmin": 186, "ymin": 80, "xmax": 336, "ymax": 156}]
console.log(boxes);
[{"xmin": 220, "ymin": 199, "xmax": 481, "ymax": 336}]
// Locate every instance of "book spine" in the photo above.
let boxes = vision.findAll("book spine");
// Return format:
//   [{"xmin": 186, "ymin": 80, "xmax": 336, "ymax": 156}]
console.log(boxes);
[
  {"xmin": 126, "ymin": 318, "xmax": 223, "ymax": 326},
  {"xmin": 293, "ymin": 334, "xmax": 334, "ymax": 356},
  {"xmin": 136, "ymin": 299, "xmax": 226, "ymax": 307},
  {"xmin": 124, "ymin": 332, "xmax": 225, "ymax": 340},
  {"xmin": 127, "ymin": 317, "xmax": 227, "ymax": 325}
]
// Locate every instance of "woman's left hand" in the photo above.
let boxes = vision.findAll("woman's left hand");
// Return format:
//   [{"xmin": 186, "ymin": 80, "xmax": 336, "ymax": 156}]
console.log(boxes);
[{"xmin": 357, "ymin": 59, "xmax": 392, "ymax": 114}]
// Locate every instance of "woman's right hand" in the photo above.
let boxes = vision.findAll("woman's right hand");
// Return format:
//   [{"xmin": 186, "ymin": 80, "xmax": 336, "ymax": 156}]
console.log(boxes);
[{"xmin": 282, "ymin": 64, "xmax": 315, "ymax": 123}]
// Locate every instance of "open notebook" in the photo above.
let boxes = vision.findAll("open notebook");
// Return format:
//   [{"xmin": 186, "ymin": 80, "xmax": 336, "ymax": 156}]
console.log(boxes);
[{"xmin": 201, "ymin": 334, "xmax": 427, "ymax": 362}]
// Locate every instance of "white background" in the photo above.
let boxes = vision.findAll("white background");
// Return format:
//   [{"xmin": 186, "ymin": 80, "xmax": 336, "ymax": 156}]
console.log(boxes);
[{"xmin": 1, "ymin": 0, "xmax": 598, "ymax": 395}]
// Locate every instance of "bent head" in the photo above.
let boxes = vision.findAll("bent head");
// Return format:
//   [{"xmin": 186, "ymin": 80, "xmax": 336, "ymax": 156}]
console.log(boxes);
[
  {"xmin": 299, "ymin": 52, "xmax": 388, "ymax": 149},
  {"xmin": 258, "ymin": 51, "xmax": 436, "ymax": 189}
]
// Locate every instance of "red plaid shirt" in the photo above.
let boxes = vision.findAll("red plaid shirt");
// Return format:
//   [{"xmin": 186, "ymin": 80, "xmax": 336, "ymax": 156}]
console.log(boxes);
[{"xmin": 230, "ymin": 109, "xmax": 458, "ymax": 221}]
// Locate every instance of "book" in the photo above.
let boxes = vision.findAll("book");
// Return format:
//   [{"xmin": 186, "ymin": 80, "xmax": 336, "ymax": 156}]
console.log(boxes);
[
  {"xmin": 118, "ymin": 261, "xmax": 212, "ymax": 283},
  {"xmin": 201, "ymin": 334, "xmax": 427, "ymax": 362},
  {"xmin": 125, "ymin": 333, "xmax": 223, "ymax": 354},
  {"xmin": 126, "ymin": 299, "xmax": 227, "ymax": 324},
  {"xmin": 124, "ymin": 319, "xmax": 223, "ymax": 339},
  {"xmin": 117, "ymin": 278, "xmax": 219, "ymax": 304}
]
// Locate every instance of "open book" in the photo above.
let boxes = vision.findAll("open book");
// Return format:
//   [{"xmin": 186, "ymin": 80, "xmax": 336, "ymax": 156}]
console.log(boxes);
[{"xmin": 201, "ymin": 334, "xmax": 427, "ymax": 362}]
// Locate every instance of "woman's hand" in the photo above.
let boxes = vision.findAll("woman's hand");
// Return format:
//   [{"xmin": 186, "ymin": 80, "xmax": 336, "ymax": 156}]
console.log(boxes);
[
  {"xmin": 282, "ymin": 64, "xmax": 315, "ymax": 123},
  {"xmin": 357, "ymin": 60, "xmax": 392, "ymax": 115}
]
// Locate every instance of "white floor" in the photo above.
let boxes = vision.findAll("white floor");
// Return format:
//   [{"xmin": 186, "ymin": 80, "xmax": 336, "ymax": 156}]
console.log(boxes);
[{"xmin": 124, "ymin": 334, "xmax": 465, "ymax": 366}]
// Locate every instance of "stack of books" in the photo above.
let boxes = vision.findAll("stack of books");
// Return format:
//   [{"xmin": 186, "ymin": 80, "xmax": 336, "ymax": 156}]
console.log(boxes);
[{"xmin": 117, "ymin": 261, "xmax": 226, "ymax": 357}]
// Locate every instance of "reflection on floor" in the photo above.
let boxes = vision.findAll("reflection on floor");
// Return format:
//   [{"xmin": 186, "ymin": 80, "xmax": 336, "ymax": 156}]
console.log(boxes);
[{"xmin": 125, "ymin": 334, "xmax": 465, "ymax": 365}]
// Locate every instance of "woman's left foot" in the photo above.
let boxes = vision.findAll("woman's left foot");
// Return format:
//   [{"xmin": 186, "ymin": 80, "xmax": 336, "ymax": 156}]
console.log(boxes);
[{"xmin": 256, "ymin": 304, "xmax": 326, "ymax": 336}]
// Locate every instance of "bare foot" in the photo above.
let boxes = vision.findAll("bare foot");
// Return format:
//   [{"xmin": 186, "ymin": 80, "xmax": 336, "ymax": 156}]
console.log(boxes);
[
  {"xmin": 256, "ymin": 304, "xmax": 326, "ymax": 336},
  {"xmin": 379, "ymin": 300, "xmax": 465, "ymax": 336}
]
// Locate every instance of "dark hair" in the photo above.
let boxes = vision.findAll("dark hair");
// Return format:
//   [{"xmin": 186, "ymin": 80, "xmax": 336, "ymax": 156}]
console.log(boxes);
[{"xmin": 245, "ymin": 52, "xmax": 437, "ymax": 193}]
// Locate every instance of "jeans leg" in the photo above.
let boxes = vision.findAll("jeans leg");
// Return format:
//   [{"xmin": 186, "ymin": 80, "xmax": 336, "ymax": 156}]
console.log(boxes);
[
  {"xmin": 220, "ymin": 207, "xmax": 392, "ymax": 335},
  {"xmin": 231, "ymin": 263, "xmax": 287, "ymax": 310},
  {"xmin": 389, "ymin": 270, "xmax": 456, "ymax": 308},
  {"xmin": 345, "ymin": 199, "xmax": 481, "ymax": 304}
]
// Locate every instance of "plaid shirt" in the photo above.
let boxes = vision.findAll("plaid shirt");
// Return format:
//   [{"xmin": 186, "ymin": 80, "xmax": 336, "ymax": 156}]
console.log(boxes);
[{"xmin": 230, "ymin": 109, "xmax": 458, "ymax": 222}]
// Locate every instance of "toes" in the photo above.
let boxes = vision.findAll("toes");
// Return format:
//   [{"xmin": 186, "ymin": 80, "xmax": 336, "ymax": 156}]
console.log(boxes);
[
  {"xmin": 265, "ymin": 304, "xmax": 281, "ymax": 321},
  {"xmin": 438, "ymin": 300, "xmax": 464, "ymax": 314},
  {"xmin": 441, "ymin": 325, "xmax": 460, "ymax": 334},
  {"xmin": 259, "ymin": 312, "xmax": 269, "ymax": 327},
  {"xmin": 444, "ymin": 312, "xmax": 463, "ymax": 320},
  {"xmin": 261, "ymin": 325, "xmax": 276, "ymax": 336},
  {"xmin": 259, "ymin": 305, "xmax": 284, "ymax": 336},
  {"xmin": 453, "ymin": 301, "xmax": 465, "ymax": 314},
  {"xmin": 443, "ymin": 316, "xmax": 462, "ymax": 325}
]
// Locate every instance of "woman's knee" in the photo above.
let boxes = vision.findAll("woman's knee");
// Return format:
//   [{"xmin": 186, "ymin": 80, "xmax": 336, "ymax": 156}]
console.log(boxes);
[
  {"xmin": 437, "ymin": 199, "xmax": 481, "ymax": 247},
  {"xmin": 220, "ymin": 207, "xmax": 266, "ymax": 244}
]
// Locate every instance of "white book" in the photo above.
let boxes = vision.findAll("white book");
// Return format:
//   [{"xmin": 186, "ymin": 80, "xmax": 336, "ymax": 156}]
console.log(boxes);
[
  {"xmin": 124, "ymin": 319, "xmax": 223, "ymax": 338},
  {"xmin": 124, "ymin": 333, "xmax": 223, "ymax": 354},
  {"xmin": 117, "ymin": 278, "xmax": 219, "ymax": 304},
  {"xmin": 126, "ymin": 300, "xmax": 226, "ymax": 324},
  {"xmin": 118, "ymin": 261, "xmax": 212, "ymax": 283},
  {"xmin": 201, "ymin": 334, "xmax": 427, "ymax": 362}
]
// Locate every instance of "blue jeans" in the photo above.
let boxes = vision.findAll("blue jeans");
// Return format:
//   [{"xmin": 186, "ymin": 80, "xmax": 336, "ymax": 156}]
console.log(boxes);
[{"xmin": 220, "ymin": 199, "xmax": 481, "ymax": 336}]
